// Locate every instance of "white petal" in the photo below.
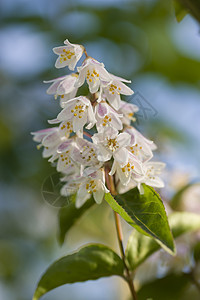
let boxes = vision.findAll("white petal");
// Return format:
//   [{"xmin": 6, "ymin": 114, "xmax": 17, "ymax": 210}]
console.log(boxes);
[{"xmin": 76, "ymin": 184, "xmax": 90, "ymax": 208}]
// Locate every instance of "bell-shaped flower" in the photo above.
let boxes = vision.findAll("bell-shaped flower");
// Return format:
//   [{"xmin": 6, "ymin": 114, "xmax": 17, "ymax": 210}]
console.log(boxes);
[
  {"xmin": 57, "ymin": 96, "xmax": 96, "ymax": 133},
  {"xmin": 53, "ymin": 39, "xmax": 84, "ymax": 70},
  {"xmin": 92, "ymin": 127, "xmax": 131, "ymax": 165},
  {"xmin": 31, "ymin": 127, "xmax": 66, "ymax": 158},
  {"xmin": 76, "ymin": 58, "xmax": 111, "ymax": 93},
  {"xmin": 118, "ymin": 100, "xmax": 139, "ymax": 125},
  {"xmin": 125, "ymin": 127, "xmax": 157, "ymax": 162},
  {"xmin": 71, "ymin": 137, "xmax": 101, "ymax": 168},
  {"xmin": 76, "ymin": 168, "xmax": 109, "ymax": 208},
  {"xmin": 44, "ymin": 74, "xmax": 78, "ymax": 108},
  {"xmin": 95, "ymin": 101, "xmax": 123, "ymax": 132},
  {"xmin": 100, "ymin": 74, "xmax": 134, "ymax": 110},
  {"xmin": 134, "ymin": 162, "xmax": 166, "ymax": 194},
  {"xmin": 49, "ymin": 139, "xmax": 79, "ymax": 175},
  {"xmin": 109, "ymin": 152, "xmax": 143, "ymax": 186}
]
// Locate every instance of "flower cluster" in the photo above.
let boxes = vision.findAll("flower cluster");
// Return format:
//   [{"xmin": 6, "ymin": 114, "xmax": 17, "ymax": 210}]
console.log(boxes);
[{"xmin": 32, "ymin": 39, "xmax": 165, "ymax": 208}]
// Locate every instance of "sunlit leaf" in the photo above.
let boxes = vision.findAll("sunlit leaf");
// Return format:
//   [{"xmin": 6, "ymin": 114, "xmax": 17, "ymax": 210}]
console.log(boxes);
[
  {"xmin": 33, "ymin": 244, "xmax": 124, "ymax": 300},
  {"xmin": 126, "ymin": 212, "xmax": 200, "ymax": 271},
  {"xmin": 104, "ymin": 184, "xmax": 175, "ymax": 254}
]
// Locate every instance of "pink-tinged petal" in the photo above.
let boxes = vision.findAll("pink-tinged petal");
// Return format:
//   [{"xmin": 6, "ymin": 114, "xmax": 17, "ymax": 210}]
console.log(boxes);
[
  {"xmin": 57, "ymin": 140, "xmax": 73, "ymax": 153},
  {"xmin": 31, "ymin": 128, "xmax": 56, "ymax": 142},
  {"xmin": 116, "ymin": 132, "xmax": 131, "ymax": 148},
  {"xmin": 97, "ymin": 102, "xmax": 107, "ymax": 117},
  {"xmin": 76, "ymin": 183, "xmax": 90, "ymax": 208},
  {"xmin": 79, "ymin": 96, "xmax": 90, "ymax": 106},
  {"xmin": 57, "ymin": 75, "xmax": 77, "ymax": 94},
  {"xmin": 46, "ymin": 80, "xmax": 61, "ymax": 95},
  {"xmin": 48, "ymin": 118, "xmax": 61, "ymax": 124},
  {"xmin": 42, "ymin": 131, "xmax": 60, "ymax": 147},
  {"xmin": 114, "ymin": 148, "xmax": 129, "ymax": 165}
]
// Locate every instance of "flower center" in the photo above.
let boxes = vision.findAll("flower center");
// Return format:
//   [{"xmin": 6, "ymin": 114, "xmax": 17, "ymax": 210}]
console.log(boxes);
[
  {"xmin": 86, "ymin": 180, "xmax": 97, "ymax": 193},
  {"xmin": 109, "ymin": 84, "xmax": 121, "ymax": 95},
  {"xmin": 129, "ymin": 144, "xmax": 142, "ymax": 156},
  {"xmin": 102, "ymin": 115, "xmax": 112, "ymax": 127},
  {"xmin": 60, "ymin": 48, "xmax": 75, "ymax": 63},
  {"xmin": 121, "ymin": 162, "xmax": 135, "ymax": 174},
  {"xmin": 80, "ymin": 145, "xmax": 97, "ymax": 163},
  {"xmin": 71, "ymin": 102, "xmax": 85, "ymax": 119},
  {"xmin": 86, "ymin": 69, "xmax": 99, "ymax": 83},
  {"xmin": 60, "ymin": 151, "xmax": 72, "ymax": 166},
  {"xmin": 60, "ymin": 121, "xmax": 73, "ymax": 136},
  {"xmin": 106, "ymin": 138, "xmax": 119, "ymax": 152}
]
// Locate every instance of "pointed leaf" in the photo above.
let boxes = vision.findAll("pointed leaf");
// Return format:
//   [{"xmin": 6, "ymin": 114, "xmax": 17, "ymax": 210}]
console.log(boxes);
[
  {"xmin": 33, "ymin": 244, "xmax": 124, "ymax": 300},
  {"xmin": 126, "ymin": 212, "xmax": 200, "ymax": 271},
  {"xmin": 104, "ymin": 185, "xmax": 175, "ymax": 254},
  {"xmin": 58, "ymin": 195, "xmax": 95, "ymax": 245}
]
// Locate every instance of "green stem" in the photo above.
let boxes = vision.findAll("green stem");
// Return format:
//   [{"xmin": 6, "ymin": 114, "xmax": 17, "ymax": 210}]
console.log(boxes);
[{"xmin": 105, "ymin": 167, "xmax": 137, "ymax": 300}]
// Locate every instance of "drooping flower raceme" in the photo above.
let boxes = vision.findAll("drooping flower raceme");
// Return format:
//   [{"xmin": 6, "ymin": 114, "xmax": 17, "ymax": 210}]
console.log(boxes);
[{"xmin": 32, "ymin": 39, "xmax": 165, "ymax": 207}]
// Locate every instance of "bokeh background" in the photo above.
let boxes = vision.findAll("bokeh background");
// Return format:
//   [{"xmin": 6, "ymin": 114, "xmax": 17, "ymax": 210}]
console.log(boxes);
[{"xmin": 0, "ymin": 0, "xmax": 200, "ymax": 299}]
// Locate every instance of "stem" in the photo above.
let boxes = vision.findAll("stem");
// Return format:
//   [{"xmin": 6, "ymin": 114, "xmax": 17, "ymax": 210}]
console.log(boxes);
[
  {"xmin": 114, "ymin": 211, "xmax": 138, "ymax": 300},
  {"xmin": 105, "ymin": 167, "xmax": 137, "ymax": 300}
]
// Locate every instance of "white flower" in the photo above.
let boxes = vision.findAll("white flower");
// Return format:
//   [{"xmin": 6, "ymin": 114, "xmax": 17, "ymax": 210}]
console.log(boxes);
[
  {"xmin": 76, "ymin": 58, "xmax": 111, "ymax": 93},
  {"xmin": 118, "ymin": 100, "xmax": 139, "ymax": 125},
  {"xmin": 76, "ymin": 168, "xmax": 109, "ymax": 208},
  {"xmin": 50, "ymin": 139, "xmax": 80, "ymax": 175},
  {"xmin": 53, "ymin": 39, "xmax": 84, "ymax": 70},
  {"xmin": 92, "ymin": 127, "xmax": 131, "ymax": 165},
  {"xmin": 31, "ymin": 127, "xmax": 66, "ymax": 158},
  {"xmin": 71, "ymin": 137, "xmax": 100, "ymax": 168},
  {"xmin": 100, "ymin": 74, "xmax": 134, "ymax": 110},
  {"xmin": 134, "ymin": 162, "xmax": 166, "ymax": 194},
  {"xmin": 109, "ymin": 152, "xmax": 143, "ymax": 186},
  {"xmin": 44, "ymin": 74, "xmax": 78, "ymax": 108},
  {"xmin": 57, "ymin": 96, "xmax": 96, "ymax": 132},
  {"xmin": 125, "ymin": 127, "xmax": 156, "ymax": 162},
  {"xmin": 95, "ymin": 101, "xmax": 123, "ymax": 131}
]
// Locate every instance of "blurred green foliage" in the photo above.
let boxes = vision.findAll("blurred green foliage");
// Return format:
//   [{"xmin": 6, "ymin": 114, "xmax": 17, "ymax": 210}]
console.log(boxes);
[{"xmin": 0, "ymin": 0, "xmax": 200, "ymax": 299}]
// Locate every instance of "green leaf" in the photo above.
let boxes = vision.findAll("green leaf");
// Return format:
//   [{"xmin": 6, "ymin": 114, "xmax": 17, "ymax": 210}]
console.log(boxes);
[
  {"xmin": 104, "ymin": 185, "xmax": 175, "ymax": 255},
  {"xmin": 137, "ymin": 273, "xmax": 190, "ymax": 300},
  {"xmin": 174, "ymin": 1, "xmax": 189, "ymax": 22},
  {"xmin": 58, "ymin": 195, "xmax": 95, "ymax": 245},
  {"xmin": 126, "ymin": 212, "xmax": 200, "ymax": 271},
  {"xmin": 33, "ymin": 244, "xmax": 124, "ymax": 300}
]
